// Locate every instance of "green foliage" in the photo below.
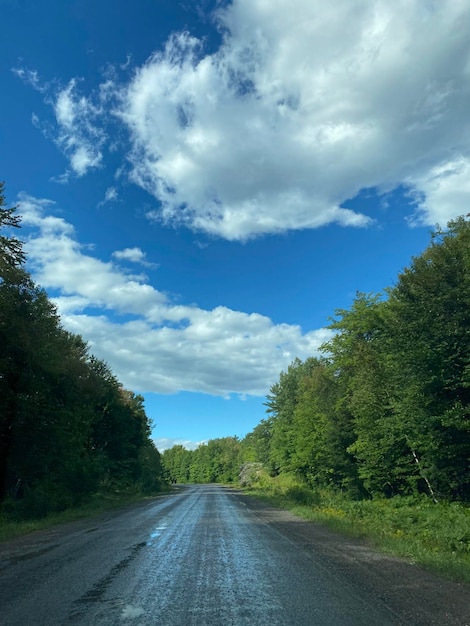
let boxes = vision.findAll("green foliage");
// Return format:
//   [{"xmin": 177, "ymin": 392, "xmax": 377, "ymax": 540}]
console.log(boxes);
[
  {"xmin": 3, "ymin": 173, "xmax": 469, "ymax": 529},
  {"xmin": 242, "ymin": 216, "xmax": 470, "ymax": 503},
  {"xmin": 162, "ymin": 437, "xmax": 242, "ymax": 484},
  {"xmin": 0, "ymin": 183, "xmax": 166, "ymax": 520},
  {"xmin": 386, "ymin": 217, "xmax": 470, "ymax": 499},
  {"xmin": 290, "ymin": 359, "xmax": 360, "ymax": 493},
  {"xmin": 138, "ymin": 441, "xmax": 164, "ymax": 494},
  {"xmin": 241, "ymin": 419, "xmax": 273, "ymax": 467},
  {"xmin": 324, "ymin": 293, "xmax": 417, "ymax": 496},
  {"xmin": 161, "ymin": 445, "xmax": 192, "ymax": 483},
  {"xmin": 265, "ymin": 357, "xmax": 319, "ymax": 474},
  {"xmin": 0, "ymin": 181, "xmax": 25, "ymax": 277}
]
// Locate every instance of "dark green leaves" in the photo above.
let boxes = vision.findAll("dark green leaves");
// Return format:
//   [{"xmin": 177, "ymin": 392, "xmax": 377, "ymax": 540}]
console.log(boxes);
[
  {"xmin": 0, "ymin": 182, "xmax": 25, "ymax": 278},
  {"xmin": 245, "ymin": 217, "xmax": 470, "ymax": 502},
  {"xmin": 0, "ymin": 182, "xmax": 165, "ymax": 516}
]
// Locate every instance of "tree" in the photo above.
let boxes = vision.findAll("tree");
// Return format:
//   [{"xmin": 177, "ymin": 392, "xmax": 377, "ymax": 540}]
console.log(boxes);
[
  {"xmin": 266, "ymin": 358, "xmax": 319, "ymax": 474},
  {"xmin": 238, "ymin": 217, "xmax": 470, "ymax": 504},
  {"xmin": 162, "ymin": 446, "xmax": 192, "ymax": 483},
  {"xmin": 0, "ymin": 182, "xmax": 165, "ymax": 511},
  {"xmin": 386, "ymin": 217, "xmax": 470, "ymax": 499},
  {"xmin": 241, "ymin": 418, "xmax": 274, "ymax": 467},
  {"xmin": 162, "ymin": 438, "xmax": 242, "ymax": 484},
  {"xmin": 0, "ymin": 182, "xmax": 25, "ymax": 279},
  {"xmin": 323, "ymin": 293, "xmax": 416, "ymax": 496},
  {"xmin": 290, "ymin": 359, "xmax": 360, "ymax": 494},
  {"xmin": 0, "ymin": 273, "xmax": 66, "ymax": 501}
]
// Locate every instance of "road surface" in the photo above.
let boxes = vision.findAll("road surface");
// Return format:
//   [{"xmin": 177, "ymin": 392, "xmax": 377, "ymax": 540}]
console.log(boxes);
[{"xmin": 0, "ymin": 485, "xmax": 469, "ymax": 625}]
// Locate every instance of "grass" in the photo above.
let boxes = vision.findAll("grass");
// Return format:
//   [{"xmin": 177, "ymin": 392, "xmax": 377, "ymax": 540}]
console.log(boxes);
[
  {"xmin": 0, "ymin": 487, "xmax": 171, "ymax": 543},
  {"xmin": 243, "ymin": 472, "xmax": 470, "ymax": 584}
]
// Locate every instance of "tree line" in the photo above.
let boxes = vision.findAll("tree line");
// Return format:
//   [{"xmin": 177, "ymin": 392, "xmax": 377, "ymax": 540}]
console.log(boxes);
[
  {"xmin": 163, "ymin": 216, "xmax": 470, "ymax": 503},
  {"xmin": 162, "ymin": 438, "xmax": 242, "ymax": 484},
  {"xmin": 0, "ymin": 183, "xmax": 165, "ymax": 518}
]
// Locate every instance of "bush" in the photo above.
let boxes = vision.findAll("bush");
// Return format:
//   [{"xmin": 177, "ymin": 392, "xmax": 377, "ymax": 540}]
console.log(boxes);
[{"xmin": 2, "ymin": 482, "xmax": 74, "ymax": 520}]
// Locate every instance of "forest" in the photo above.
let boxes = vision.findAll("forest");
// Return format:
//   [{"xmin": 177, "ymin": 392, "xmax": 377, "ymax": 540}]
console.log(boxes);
[
  {"xmin": 2, "ymin": 176, "xmax": 469, "ymax": 524},
  {"xmin": 0, "ymin": 183, "xmax": 165, "ymax": 520},
  {"xmin": 163, "ymin": 215, "xmax": 470, "ymax": 504}
]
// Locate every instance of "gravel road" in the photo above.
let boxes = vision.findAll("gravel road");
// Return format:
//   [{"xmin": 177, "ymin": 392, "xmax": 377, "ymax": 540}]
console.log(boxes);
[{"xmin": 0, "ymin": 484, "xmax": 469, "ymax": 625}]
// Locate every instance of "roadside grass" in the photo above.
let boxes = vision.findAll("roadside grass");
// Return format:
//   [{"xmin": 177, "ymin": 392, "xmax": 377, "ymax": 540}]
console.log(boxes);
[
  {"xmin": 0, "ymin": 487, "xmax": 171, "ymax": 543},
  {"xmin": 244, "ymin": 472, "xmax": 470, "ymax": 584}
]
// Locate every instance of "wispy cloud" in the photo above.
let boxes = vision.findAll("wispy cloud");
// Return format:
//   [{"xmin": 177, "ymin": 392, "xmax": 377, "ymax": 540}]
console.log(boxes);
[
  {"xmin": 12, "ymin": 67, "xmax": 47, "ymax": 92},
  {"xmin": 98, "ymin": 186, "xmax": 119, "ymax": 206},
  {"xmin": 14, "ymin": 69, "xmax": 106, "ymax": 177},
  {"xmin": 53, "ymin": 79, "xmax": 105, "ymax": 176},
  {"xmin": 19, "ymin": 194, "xmax": 330, "ymax": 397}
]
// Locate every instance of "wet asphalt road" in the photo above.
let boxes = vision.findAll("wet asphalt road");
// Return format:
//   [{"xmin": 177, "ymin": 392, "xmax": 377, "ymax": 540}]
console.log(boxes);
[{"xmin": 0, "ymin": 485, "xmax": 468, "ymax": 625}]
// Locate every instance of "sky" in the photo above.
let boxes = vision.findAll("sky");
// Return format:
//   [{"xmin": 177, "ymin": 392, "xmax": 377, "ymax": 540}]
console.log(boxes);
[{"xmin": 1, "ymin": 0, "xmax": 469, "ymax": 451}]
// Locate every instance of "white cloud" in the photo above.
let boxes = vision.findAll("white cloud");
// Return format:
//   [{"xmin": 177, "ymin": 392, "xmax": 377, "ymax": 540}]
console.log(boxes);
[
  {"xmin": 14, "ymin": 69, "xmax": 106, "ymax": 178},
  {"xmin": 118, "ymin": 0, "xmax": 470, "ymax": 238},
  {"xmin": 407, "ymin": 156, "xmax": 470, "ymax": 227},
  {"xmin": 19, "ymin": 194, "xmax": 167, "ymax": 317},
  {"xmin": 12, "ymin": 67, "xmax": 46, "ymax": 92},
  {"xmin": 16, "ymin": 1, "xmax": 470, "ymax": 237},
  {"xmin": 53, "ymin": 79, "xmax": 105, "ymax": 176},
  {"xmin": 112, "ymin": 246, "xmax": 157, "ymax": 268},
  {"xmin": 112, "ymin": 247, "xmax": 146, "ymax": 262},
  {"xmin": 19, "ymin": 194, "xmax": 330, "ymax": 397},
  {"xmin": 153, "ymin": 437, "xmax": 206, "ymax": 452},
  {"xmin": 97, "ymin": 186, "xmax": 119, "ymax": 207}
]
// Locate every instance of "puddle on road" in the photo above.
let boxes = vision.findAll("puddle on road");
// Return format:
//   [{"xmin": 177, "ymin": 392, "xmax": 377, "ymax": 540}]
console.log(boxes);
[
  {"xmin": 147, "ymin": 519, "xmax": 169, "ymax": 546},
  {"xmin": 68, "ymin": 517, "xmax": 172, "ymax": 621},
  {"xmin": 121, "ymin": 604, "xmax": 145, "ymax": 620},
  {"xmin": 69, "ymin": 597, "xmax": 147, "ymax": 623}
]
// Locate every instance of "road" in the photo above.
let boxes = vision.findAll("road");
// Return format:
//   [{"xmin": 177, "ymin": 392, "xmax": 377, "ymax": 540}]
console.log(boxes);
[{"xmin": 0, "ymin": 485, "xmax": 469, "ymax": 625}]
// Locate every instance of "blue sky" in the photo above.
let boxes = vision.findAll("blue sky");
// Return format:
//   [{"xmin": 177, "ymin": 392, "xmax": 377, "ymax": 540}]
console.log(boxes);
[{"xmin": 1, "ymin": 0, "xmax": 469, "ymax": 450}]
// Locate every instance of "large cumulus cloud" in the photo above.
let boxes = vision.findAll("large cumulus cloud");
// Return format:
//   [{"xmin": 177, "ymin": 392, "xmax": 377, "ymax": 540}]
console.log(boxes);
[
  {"xmin": 18, "ymin": 0, "xmax": 470, "ymax": 238},
  {"xmin": 119, "ymin": 0, "xmax": 470, "ymax": 238},
  {"xmin": 20, "ymin": 194, "xmax": 330, "ymax": 397}
]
